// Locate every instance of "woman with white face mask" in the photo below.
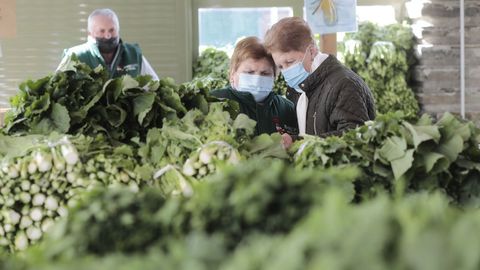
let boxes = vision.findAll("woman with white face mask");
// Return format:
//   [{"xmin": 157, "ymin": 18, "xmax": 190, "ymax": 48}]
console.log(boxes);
[
  {"xmin": 264, "ymin": 17, "xmax": 376, "ymax": 148},
  {"xmin": 210, "ymin": 37, "xmax": 298, "ymax": 135}
]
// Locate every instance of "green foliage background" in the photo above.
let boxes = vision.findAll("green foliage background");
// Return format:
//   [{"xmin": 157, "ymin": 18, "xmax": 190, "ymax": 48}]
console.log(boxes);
[{"xmin": 340, "ymin": 22, "xmax": 420, "ymax": 118}]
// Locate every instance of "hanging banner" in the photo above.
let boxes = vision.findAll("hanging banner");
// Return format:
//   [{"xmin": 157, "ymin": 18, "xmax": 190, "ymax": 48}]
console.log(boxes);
[
  {"xmin": 305, "ymin": 0, "xmax": 357, "ymax": 34},
  {"xmin": 0, "ymin": 0, "xmax": 16, "ymax": 38}
]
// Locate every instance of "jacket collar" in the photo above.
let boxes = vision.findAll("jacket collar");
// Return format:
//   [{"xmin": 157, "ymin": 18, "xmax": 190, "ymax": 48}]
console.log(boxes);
[
  {"xmin": 229, "ymin": 86, "xmax": 276, "ymax": 107},
  {"xmin": 299, "ymin": 55, "xmax": 338, "ymax": 97}
]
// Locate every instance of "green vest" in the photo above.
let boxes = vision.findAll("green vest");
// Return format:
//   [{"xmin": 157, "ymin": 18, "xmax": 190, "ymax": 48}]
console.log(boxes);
[
  {"xmin": 210, "ymin": 87, "xmax": 298, "ymax": 135},
  {"xmin": 63, "ymin": 40, "xmax": 142, "ymax": 78}
]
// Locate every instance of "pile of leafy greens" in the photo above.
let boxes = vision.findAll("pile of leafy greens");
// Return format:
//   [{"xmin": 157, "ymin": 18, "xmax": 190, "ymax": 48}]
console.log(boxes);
[
  {"xmin": 2, "ymin": 55, "xmax": 231, "ymax": 143},
  {"xmin": 341, "ymin": 22, "xmax": 419, "ymax": 118}
]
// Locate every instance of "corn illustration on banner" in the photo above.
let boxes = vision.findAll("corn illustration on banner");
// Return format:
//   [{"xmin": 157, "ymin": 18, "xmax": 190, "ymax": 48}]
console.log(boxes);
[{"xmin": 305, "ymin": 0, "xmax": 357, "ymax": 34}]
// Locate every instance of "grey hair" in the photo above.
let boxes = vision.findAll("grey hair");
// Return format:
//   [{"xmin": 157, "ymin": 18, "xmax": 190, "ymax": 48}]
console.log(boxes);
[{"xmin": 87, "ymin": 8, "xmax": 120, "ymax": 33}]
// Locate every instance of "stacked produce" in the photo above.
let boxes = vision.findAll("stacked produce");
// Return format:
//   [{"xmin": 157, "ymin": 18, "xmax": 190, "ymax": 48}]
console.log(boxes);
[
  {"xmin": 182, "ymin": 141, "xmax": 241, "ymax": 179},
  {"xmin": 1, "ymin": 43, "xmax": 480, "ymax": 270},
  {"xmin": 292, "ymin": 111, "xmax": 480, "ymax": 203},
  {"xmin": 193, "ymin": 47, "xmax": 230, "ymax": 81},
  {"xmin": 3, "ymin": 55, "xmax": 232, "ymax": 143},
  {"xmin": 4, "ymin": 175, "xmax": 480, "ymax": 270},
  {"xmin": 0, "ymin": 103, "xmax": 261, "ymax": 251},
  {"xmin": 26, "ymin": 158, "xmax": 357, "ymax": 259},
  {"xmin": 341, "ymin": 22, "xmax": 419, "ymax": 118},
  {"xmin": 222, "ymin": 191, "xmax": 480, "ymax": 270},
  {"xmin": 0, "ymin": 136, "xmax": 81, "ymax": 251}
]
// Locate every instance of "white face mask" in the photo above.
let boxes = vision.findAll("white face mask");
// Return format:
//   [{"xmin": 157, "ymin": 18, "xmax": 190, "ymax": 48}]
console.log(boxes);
[{"xmin": 236, "ymin": 73, "xmax": 274, "ymax": 102}]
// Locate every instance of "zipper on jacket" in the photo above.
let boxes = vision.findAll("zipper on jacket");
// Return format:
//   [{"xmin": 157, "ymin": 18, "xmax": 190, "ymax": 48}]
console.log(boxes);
[{"xmin": 313, "ymin": 111, "xmax": 318, "ymax": 136}]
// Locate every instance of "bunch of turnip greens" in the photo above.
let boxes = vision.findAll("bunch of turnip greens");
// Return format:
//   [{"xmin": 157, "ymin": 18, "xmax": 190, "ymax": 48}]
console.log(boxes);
[
  {"xmin": 2, "ymin": 55, "xmax": 236, "ymax": 143},
  {"xmin": 0, "ymin": 133, "xmax": 146, "ymax": 251},
  {"xmin": 341, "ymin": 22, "xmax": 419, "ymax": 118},
  {"xmin": 291, "ymin": 112, "xmax": 480, "ymax": 204}
]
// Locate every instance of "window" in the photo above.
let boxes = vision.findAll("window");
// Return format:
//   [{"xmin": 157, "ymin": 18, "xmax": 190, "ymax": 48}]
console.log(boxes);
[
  {"xmin": 198, "ymin": 7, "xmax": 293, "ymax": 54},
  {"xmin": 357, "ymin": 5, "xmax": 397, "ymax": 26}
]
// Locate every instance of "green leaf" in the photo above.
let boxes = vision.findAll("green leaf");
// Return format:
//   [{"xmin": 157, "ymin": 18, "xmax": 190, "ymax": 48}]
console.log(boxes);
[
  {"xmin": 0, "ymin": 134, "xmax": 44, "ymax": 159},
  {"xmin": 422, "ymin": 152, "xmax": 448, "ymax": 173},
  {"xmin": 133, "ymin": 92, "xmax": 156, "ymax": 125},
  {"xmin": 121, "ymin": 75, "xmax": 140, "ymax": 92},
  {"xmin": 135, "ymin": 164, "xmax": 154, "ymax": 181},
  {"xmin": 56, "ymin": 54, "xmax": 79, "ymax": 72},
  {"xmin": 26, "ymin": 93, "xmax": 51, "ymax": 117},
  {"xmin": 136, "ymin": 75, "xmax": 154, "ymax": 87},
  {"xmin": 455, "ymin": 124, "xmax": 472, "ymax": 141},
  {"xmin": 114, "ymin": 145, "xmax": 134, "ymax": 156},
  {"xmin": 104, "ymin": 78, "xmax": 123, "ymax": 104},
  {"xmin": 19, "ymin": 77, "xmax": 50, "ymax": 96},
  {"xmin": 162, "ymin": 126, "xmax": 202, "ymax": 145},
  {"xmin": 31, "ymin": 118, "xmax": 54, "ymax": 134},
  {"xmin": 416, "ymin": 113, "xmax": 433, "ymax": 126},
  {"xmin": 372, "ymin": 162, "xmax": 391, "ymax": 177},
  {"xmin": 391, "ymin": 149, "xmax": 414, "ymax": 180},
  {"xmin": 70, "ymin": 83, "xmax": 106, "ymax": 124},
  {"xmin": 377, "ymin": 136, "xmax": 407, "ymax": 162},
  {"xmin": 403, "ymin": 121, "xmax": 441, "ymax": 148},
  {"xmin": 246, "ymin": 133, "xmax": 274, "ymax": 153},
  {"xmin": 191, "ymin": 95, "xmax": 209, "ymax": 114},
  {"xmin": 437, "ymin": 112, "xmax": 469, "ymax": 140},
  {"xmin": 248, "ymin": 133, "xmax": 289, "ymax": 159},
  {"xmin": 105, "ymin": 105, "xmax": 127, "ymax": 127},
  {"xmin": 233, "ymin": 113, "xmax": 256, "ymax": 136},
  {"xmin": 438, "ymin": 135, "xmax": 464, "ymax": 161},
  {"xmin": 50, "ymin": 103, "xmax": 70, "ymax": 133},
  {"xmin": 150, "ymin": 145, "xmax": 166, "ymax": 165}
]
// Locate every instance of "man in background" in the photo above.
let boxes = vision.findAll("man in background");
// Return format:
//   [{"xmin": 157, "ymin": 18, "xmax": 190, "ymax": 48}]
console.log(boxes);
[{"xmin": 57, "ymin": 8, "xmax": 159, "ymax": 80}]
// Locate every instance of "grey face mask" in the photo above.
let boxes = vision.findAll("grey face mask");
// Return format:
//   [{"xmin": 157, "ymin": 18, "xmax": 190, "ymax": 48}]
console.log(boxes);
[{"xmin": 95, "ymin": 37, "xmax": 119, "ymax": 53}]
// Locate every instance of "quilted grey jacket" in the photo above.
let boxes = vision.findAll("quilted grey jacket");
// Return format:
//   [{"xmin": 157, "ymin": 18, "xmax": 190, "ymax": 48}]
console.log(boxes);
[{"xmin": 286, "ymin": 55, "xmax": 376, "ymax": 137}]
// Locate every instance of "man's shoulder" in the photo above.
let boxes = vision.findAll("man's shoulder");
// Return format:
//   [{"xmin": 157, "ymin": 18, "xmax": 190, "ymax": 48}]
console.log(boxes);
[
  {"xmin": 122, "ymin": 42, "xmax": 141, "ymax": 53},
  {"xmin": 64, "ymin": 42, "xmax": 92, "ymax": 55}
]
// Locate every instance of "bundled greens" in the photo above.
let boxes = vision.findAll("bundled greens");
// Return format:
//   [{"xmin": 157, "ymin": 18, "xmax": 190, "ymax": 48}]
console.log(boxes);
[
  {"xmin": 137, "ymin": 103, "xmax": 255, "ymax": 169},
  {"xmin": 24, "ymin": 159, "xmax": 356, "ymax": 259},
  {"xmin": 193, "ymin": 48, "xmax": 230, "ymax": 81},
  {"xmin": 291, "ymin": 112, "xmax": 480, "ymax": 203},
  {"xmin": 341, "ymin": 22, "xmax": 419, "ymax": 118},
  {"xmin": 222, "ymin": 191, "xmax": 480, "ymax": 270},
  {"xmin": 0, "ymin": 134, "xmax": 145, "ymax": 251},
  {"xmin": 5, "ymin": 188, "xmax": 480, "ymax": 270},
  {"xmin": 2, "ymin": 33, "xmax": 480, "ymax": 270},
  {"xmin": 0, "ymin": 136, "xmax": 81, "ymax": 251},
  {"xmin": 3, "ymin": 56, "xmax": 232, "ymax": 143},
  {"xmin": 182, "ymin": 141, "xmax": 241, "ymax": 180}
]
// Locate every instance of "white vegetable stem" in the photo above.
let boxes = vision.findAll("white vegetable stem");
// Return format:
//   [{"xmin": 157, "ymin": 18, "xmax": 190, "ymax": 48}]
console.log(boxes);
[{"xmin": 61, "ymin": 144, "xmax": 79, "ymax": 165}]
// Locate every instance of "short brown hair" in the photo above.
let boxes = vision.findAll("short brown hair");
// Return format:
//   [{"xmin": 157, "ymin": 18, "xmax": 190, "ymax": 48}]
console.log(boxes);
[
  {"xmin": 229, "ymin": 36, "xmax": 276, "ymax": 78},
  {"xmin": 264, "ymin": 17, "xmax": 313, "ymax": 53}
]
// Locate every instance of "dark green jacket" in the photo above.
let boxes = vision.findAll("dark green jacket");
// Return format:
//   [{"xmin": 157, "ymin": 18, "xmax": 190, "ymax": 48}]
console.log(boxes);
[
  {"xmin": 211, "ymin": 87, "xmax": 298, "ymax": 135},
  {"xmin": 62, "ymin": 39, "xmax": 142, "ymax": 78}
]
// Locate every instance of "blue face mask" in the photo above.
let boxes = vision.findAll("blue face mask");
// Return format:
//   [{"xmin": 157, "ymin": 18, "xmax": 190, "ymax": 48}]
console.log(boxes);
[
  {"xmin": 281, "ymin": 46, "xmax": 311, "ymax": 93},
  {"xmin": 236, "ymin": 73, "xmax": 274, "ymax": 102}
]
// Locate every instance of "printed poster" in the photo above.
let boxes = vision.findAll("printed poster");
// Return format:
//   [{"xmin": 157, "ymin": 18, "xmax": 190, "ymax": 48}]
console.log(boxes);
[
  {"xmin": 305, "ymin": 0, "xmax": 357, "ymax": 34},
  {"xmin": 0, "ymin": 0, "xmax": 16, "ymax": 38}
]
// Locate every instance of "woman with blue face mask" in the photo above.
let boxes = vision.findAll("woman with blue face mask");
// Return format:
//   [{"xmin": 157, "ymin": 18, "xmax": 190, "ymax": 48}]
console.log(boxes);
[
  {"xmin": 264, "ymin": 17, "xmax": 376, "ymax": 148},
  {"xmin": 210, "ymin": 37, "xmax": 298, "ymax": 136}
]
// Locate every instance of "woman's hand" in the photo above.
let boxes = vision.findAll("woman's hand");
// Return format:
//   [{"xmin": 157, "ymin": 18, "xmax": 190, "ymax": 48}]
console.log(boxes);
[{"xmin": 281, "ymin": 133, "xmax": 293, "ymax": 149}]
